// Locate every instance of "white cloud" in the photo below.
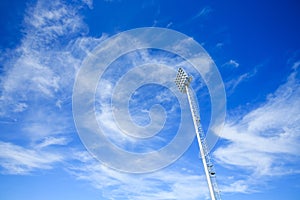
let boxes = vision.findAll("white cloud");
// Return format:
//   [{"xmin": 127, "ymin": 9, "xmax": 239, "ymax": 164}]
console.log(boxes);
[
  {"xmin": 19, "ymin": 105, "xmax": 72, "ymax": 141},
  {"xmin": 35, "ymin": 136, "xmax": 70, "ymax": 149},
  {"xmin": 223, "ymin": 59, "xmax": 239, "ymax": 68},
  {"xmin": 24, "ymin": 0, "xmax": 88, "ymax": 40},
  {"xmin": 0, "ymin": 0, "xmax": 87, "ymax": 116},
  {"xmin": 0, "ymin": 0, "xmax": 96, "ymax": 174},
  {"xmin": 225, "ymin": 67, "xmax": 257, "ymax": 94},
  {"xmin": 221, "ymin": 179, "xmax": 253, "ymax": 193},
  {"xmin": 69, "ymin": 151, "xmax": 210, "ymax": 200},
  {"xmin": 0, "ymin": 141, "xmax": 63, "ymax": 175},
  {"xmin": 0, "ymin": 0, "xmax": 105, "ymax": 141},
  {"xmin": 93, "ymin": 50, "xmax": 190, "ymax": 144},
  {"xmin": 192, "ymin": 6, "xmax": 213, "ymax": 20},
  {"xmin": 214, "ymin": 64, "xmax": 300, "ymax": 192}
]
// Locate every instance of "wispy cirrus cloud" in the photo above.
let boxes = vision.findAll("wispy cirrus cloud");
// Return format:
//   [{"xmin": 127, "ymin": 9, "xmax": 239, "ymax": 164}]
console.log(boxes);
[
  {"xmin": 215, "ymin": 63, "xmax": 300, "ymax": 193},
  {"xmin": 192, "ymin": 6, "xmax": 213, "ymax": 20},
  {"xmin": 0, "ymin": 0, "xmax": 95, "ymax": 174},
  {"xmin": 93, "ymin": 49, "xmax": 197, "ymax": 146},
  {"xmin": 222, "ymin": 59, "xmax": 240, "ymax": 68},
  {"xmin": 0, "ymin": 141, "xmax": 63, "ymax": 175},
  {"xmin": 0, "ymin": 0, "xmax": 103, "ymax": 136},
  {"xmin": 225, "ymin": 66, "xmax": 258, "ymax": 94},
  {"xmin": 69, "ymin": 151, "xmax": 210, "ymax": 200},
  {"xmin": 35, "ymin": 136, "xmax": 70, "ymax": 149},
  {"xmin": 0, "ymin": 0, "xmax": 87, "ymax": 116}
]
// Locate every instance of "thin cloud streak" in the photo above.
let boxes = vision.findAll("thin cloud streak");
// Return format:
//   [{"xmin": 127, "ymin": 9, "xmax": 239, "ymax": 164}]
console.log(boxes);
[
  {"xmin": 0, "ymin": 141, "xmax": 63, "ymax": 175},
  {"xmin": 225, "ymin": 67, "xmax": 258, "ymax": 95},
  {"xmin": 69, "ymin": 151, "xmax": 210, "ymax": 200},
  {"xmin": 215, "ymin": 64, "xmax": 300, "ymax": 192}
]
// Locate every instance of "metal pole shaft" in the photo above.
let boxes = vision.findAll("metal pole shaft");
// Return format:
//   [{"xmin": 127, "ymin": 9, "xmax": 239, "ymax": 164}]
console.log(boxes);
[{"xmin": 185, "ymin": 86, "xmax": 216, "ymax": 200}]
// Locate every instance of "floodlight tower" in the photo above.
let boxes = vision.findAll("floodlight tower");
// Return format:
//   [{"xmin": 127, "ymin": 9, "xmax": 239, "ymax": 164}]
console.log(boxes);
[{"xmin": 175, "ymin": 68, "xmax": 221, "ymax": 200}]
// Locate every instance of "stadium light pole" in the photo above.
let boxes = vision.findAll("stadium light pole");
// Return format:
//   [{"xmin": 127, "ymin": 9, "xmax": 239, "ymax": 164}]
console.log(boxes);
[{"xmin": 175, "ymin": 68, "xmax": 221, "ymax": 200}]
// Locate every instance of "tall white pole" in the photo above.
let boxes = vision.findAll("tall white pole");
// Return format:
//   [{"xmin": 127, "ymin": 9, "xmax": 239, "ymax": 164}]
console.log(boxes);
[
  {"xmin": 185, "ymin": 85, "xmax": 216, "ymax": 200},
  {"xmin": 175, "ymin": 68, "xmax": 220, "ymax": 200}
]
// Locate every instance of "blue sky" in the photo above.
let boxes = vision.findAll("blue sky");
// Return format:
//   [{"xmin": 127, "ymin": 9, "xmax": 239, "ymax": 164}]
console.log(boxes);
[{"xmin": 0, "ymin": 0, "xmax": 300, "ymax": 199}]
